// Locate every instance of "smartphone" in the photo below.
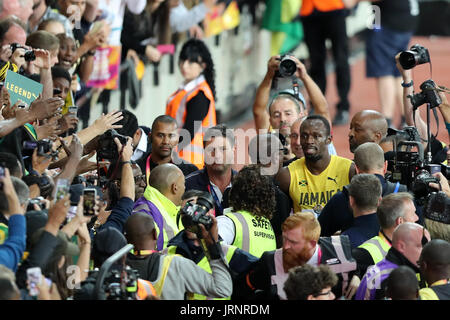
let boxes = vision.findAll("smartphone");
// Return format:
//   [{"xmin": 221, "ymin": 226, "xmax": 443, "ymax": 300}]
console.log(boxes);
[
  {"xmin": 27, "ymin": 267, "xmax": 42, "ymax": 296},
  {"xmin": 68, "ymin": 106, "xmax": 78, "ymax": 114},
  {"xmin": 83, "ymin": 188, "xmax": 97, "ymax": 216},
  {"xmin": 53, "ymin": 179, "xmax": 70, "ymax": 202}
]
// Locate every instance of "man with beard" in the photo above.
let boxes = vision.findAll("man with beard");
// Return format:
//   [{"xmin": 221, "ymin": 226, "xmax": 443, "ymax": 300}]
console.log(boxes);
[
  {"xmin": 276, "ymin": 115, "xmax": 356, "ymax": 214},
  {"xmin": 185, "ymin": 124, "xmax": 237, "ymax": 216},
  {"xmin": 234, "ymin": 212, "xmax": 357, "ymax": 300},
  {"xmin": 348, "ymin": 110, "xmax": 388, "ymax": 153},
  {"xmin": 139, "ymin": 115, "xmax": 198, "ymax": 184}
]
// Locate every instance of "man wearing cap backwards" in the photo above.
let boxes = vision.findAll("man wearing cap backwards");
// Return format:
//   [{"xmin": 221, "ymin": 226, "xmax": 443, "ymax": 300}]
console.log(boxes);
[{"xmin": 252, "ymin": 55, "xmax": 337, "ymax": 163}]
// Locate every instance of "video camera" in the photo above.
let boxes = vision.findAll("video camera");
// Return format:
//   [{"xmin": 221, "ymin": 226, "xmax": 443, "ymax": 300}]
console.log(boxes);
[
  {"xmin": 23, "ymin": 139, "xmax": 58, "ymax": 160},
  {"xmin": 10, "ymin": 43, "xmax": 36, "ymax": 62},
  {"xmin": 97, "ymin": 129, "xmax": 128, "ymax": 160},
  {"xmin": 178, "ymin": 193, "xmax": 215, "ymax": 238}
]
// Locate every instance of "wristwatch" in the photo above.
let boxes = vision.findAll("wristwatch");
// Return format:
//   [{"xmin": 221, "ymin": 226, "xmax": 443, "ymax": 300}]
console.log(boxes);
[{"xmin": 401, "ymin": 80, "xmax": 414, "ymax": 88}]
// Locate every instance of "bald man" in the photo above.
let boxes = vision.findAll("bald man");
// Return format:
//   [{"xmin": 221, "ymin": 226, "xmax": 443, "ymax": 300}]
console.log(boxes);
[
  {"xmin": 349, "ymin": 110, "xmax": 388, "ymax": 153},
  {"xmin": 418, "ymin": 239, "xmax": 450, "ymax": 300},
  {"xmin": 356, "ymin": 222, "xmax": 430, "ymax": 300},
  {"xmin": 124, "ymin": 211, "xmax": 232, "ymax": 300},
  {"xmin": 132, "ymin": 163, "xmax": 185, "ymax": 251},
  {"xmin": 319, "ymin": 142, "xmax": 408, "ymax": 237}
]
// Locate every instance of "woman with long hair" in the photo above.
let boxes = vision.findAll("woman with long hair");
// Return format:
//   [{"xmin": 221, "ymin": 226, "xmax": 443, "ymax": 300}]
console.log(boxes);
[{"xmin": 166, "ymin": 38, "xmax": 217, "ymax": 169}]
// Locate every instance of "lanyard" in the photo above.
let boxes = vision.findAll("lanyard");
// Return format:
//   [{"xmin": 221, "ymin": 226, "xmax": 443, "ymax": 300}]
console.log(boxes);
[
  {"xmin": 379, "ymin": 230, "xmax": 392, "ymax": 246},
  {"xmin": 317, "ymin": 246, "xmax": 322, "ymax": 265},
  {"xmin": 207, "ymin": 183, "xmax": 223, "ymax": 213},
  {"xmin": 146, "ymin": 154, "xmax": 152, "ymax": 186}
]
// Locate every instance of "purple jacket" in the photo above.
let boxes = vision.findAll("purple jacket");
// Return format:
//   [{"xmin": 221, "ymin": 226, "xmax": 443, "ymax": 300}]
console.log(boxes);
[
  {"xmin": 355, "ymin": 259, "xmax": 398, "ymax": 300},
  {"xmin": 133, "ymin": 197, "xmax": 165, "ymax": 251}
]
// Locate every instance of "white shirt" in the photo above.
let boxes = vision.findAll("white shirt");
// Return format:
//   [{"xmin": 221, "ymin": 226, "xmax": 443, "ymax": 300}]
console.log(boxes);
[
  {"xmin": 306, "ymin": 245, "xmax": 320, "ymax": 267},
  {"xmin": 170, "ymin": 2, "xmax": 208, "ymax": 33},
  {"xmin": 180, "ymin": 74, "xmax": 206, "ymax": 91},
  {"xmin": 217, "ymin": 208, "xmax": 236, "ymax": 245},
  {"xmin": 131, "ymin": 128, "xmax": 148, "ymax": 161}
]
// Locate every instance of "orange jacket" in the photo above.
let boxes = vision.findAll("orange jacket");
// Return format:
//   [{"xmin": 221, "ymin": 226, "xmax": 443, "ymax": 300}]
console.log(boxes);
[
  {"xmin": 136, "ymin": 278, "xmax": 157, "ymax": 300},
  {"xmin": 166, "ymin": 79, "xmax": 216, "ymax": 169},
  {"xmin": 300, "ymin": 0, "xmax": 345, "ymax": 16}
]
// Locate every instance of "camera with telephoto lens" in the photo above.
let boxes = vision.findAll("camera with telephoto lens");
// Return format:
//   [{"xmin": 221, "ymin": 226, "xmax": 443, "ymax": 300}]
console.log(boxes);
[
  {"xmin": 179, "ymin": 193, "xmax": 215, "ymax": 238},
  {"xmin": 276, "ymin": 55, "xmax": 297, "ymax": 78},
  {"xmin": 399, "ymin": 44, "xmax": 430, "ymax": 70},
  {"xmin": 408, "ymin": 79, "xmax": 442, "ymax": 109},
  {"xmin": 411, "ymin": 169, "xmax": 440, "ymax": 202},
  {"xmin": 10, "ymin": 43, "xmax": 36, "ymax": 62},
  {"xmin": 424, "ymin": 191, "xmax": 450, "ymax": 225},
  {"xmin": 97, "ymin": 129, "xmax": 128, "ymax": 160},
  {"xmin": 103, "ymin": 266, "xmax": 139, "ymax": 300},
  {"xmin": 23, "ymin": 139, "xmax": 58, "ymax": 159}
]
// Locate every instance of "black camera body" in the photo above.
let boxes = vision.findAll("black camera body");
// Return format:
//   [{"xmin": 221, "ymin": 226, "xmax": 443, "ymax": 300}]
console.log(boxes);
[
  {"xmin": 179, "ymin": 194, "xmax": 215, "ymax": 238},
  {"xmin": 97, "ymin": 129, "xmax": 128, "ymax": 160},
  {"xmin": 424, "ymin": 191, "xmax": 450, "ymax": 225},
  {"xmin": 408, "ymin": 79, "xmax": 442, "ymax": 109},
  {"xmin": 104, "ymin": 266, "xmax": 139, "ymax": 300},
  {"xmin": 399, "ymin": 44, "xmax": 430, "ymax": 70},
  {"xmin": 27, "ymin": 196, "xmax": 45, "ymax": 212},
  {"xmin": 411, "ymin": 169, "xmax": 440, "ymax": 202},
  {"xmin": 10, "ymin": 43, "xmax": 36, "ymax": 62},
  {"xmin": 23, "ymin": 139, "xmax": 58, "ymax": 159},
  {"xmin": 276, "ymin": 55, "xmax": 297, "ymax": 78}
]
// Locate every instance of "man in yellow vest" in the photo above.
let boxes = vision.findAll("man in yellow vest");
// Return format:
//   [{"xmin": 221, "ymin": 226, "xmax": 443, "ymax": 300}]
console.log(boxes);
[
  {"xmin": 164, "ymin": 189, "xmax": 259, "ymax": 300},
  {"xmin": 353, "ymin": 192, "xmax": 419, "ymax": 278},
  {"xmin": 418, "ymin": 239, "xmax": 450, "ymax": 300},
  {"xmin": 276, "ymin": 114, "xmax": 356, "ymax": 215},
  {"xmin": 125, "ymin": 210, "xmax": 233, "ymax": 299},
  {"xmin": 132, "ymin": 163, "xmax": 185, "ymax": 251},
  {"xmin": 300, "ymin": 0, "xmax": 351, "ymax": 126},
  {"xmin": 217, "ymin": 165, "xmax": 277, "ymax": 258}
]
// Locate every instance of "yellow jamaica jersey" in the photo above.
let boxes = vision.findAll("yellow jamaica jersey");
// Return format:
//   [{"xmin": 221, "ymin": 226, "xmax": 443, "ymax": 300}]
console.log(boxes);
[{"xmin": 288, "ymin": 155, "xmax": 353, "ymax": 213}]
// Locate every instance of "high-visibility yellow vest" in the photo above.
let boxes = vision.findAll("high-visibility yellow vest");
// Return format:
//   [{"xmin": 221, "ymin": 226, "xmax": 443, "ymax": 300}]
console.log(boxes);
[
  {"xmin": 358, "ymin": 234, "xmax": 391, "ymax": 265},
  {"xmin": 419, "ymin": 280, "xmax": 450, "ymax": 300},
  {"xmin": 225, "ymin": 210, "xmax": 276, "ymax": 258}
]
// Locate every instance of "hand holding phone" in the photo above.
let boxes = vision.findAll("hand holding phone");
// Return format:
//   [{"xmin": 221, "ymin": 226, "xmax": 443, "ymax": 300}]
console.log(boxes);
[
  {"xmin": 53, "ymin": 179, "xmax": 70, "ymax": 203},
  {"xmin": 27, "ymin": 267, "xmax": 42, "ymax": 296},
  {"xmin": 83, "ymin": 188, "xmax": 97, "ymax": 216}
]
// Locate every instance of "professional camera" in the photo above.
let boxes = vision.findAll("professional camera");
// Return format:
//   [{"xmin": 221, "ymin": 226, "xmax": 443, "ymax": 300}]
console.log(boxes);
[
  {"xmin": 399, "ymin": 44, "xmax": 430, "ymax": 70},
  {"xmin": 424, "ymin": 191, "xmax": 450, "ymax": 225},
  {"xmin": 277, "ymin": 55, "xmax": 297, "ymax": 78},
  {"xmin": 23, "ymin": 139, "xmax": 58, "ymax": 159},
  {"xmin": 408, "ymin": 79, "xmax": 442, "ymax": 109},
  {"xmin": 103, "ymin": 266, "xmax": 140, "ymax": 300},
  {"xmin": 27, "ymin": 196, "xmax": 45, "ymax": 211},
  {"xmin": 10, "ymin": 43, "xmax": 36, "ymax": 62},
  {"xmin": 411, "ymin": 169, "xmax": 440, "ymax": 202},
  {"xmin": 179, "ymin": 193, "xmax": 215, "ymax": 238},
  {"xmin": 97, "ymin": 129, "xmax": 128, "ymax": 160}
]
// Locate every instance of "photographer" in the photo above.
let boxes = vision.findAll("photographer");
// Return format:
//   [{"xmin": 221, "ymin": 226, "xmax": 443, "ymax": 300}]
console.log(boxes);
[
  {"xmin": 252, "ymin": 55, "xmax": 334, "ymax": 161},
  {"xmin": 95, "ymin": 136, "xmax": 135, "ymax": 234},
  {"xmin": 165, "ymin": 189, "xmax": 259, "ymax": 300},
  {"xmin": 395, "ymin": 52, "xmax": 447, "ymax": 165},
  {"xmin": 124, "ymin": 211, "xmax": 233, "ymax": 299},
  {"xmin": 424, "ymin": 172, "xmax": 450, "ymax": 241}
]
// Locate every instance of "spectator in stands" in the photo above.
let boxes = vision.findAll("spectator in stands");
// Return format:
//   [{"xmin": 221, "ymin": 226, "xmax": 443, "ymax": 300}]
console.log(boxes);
[
  {"xmin": 342, "ymin": 173, "xmax": 382, "ymax": 248},
  {"xmin": 138, "ymin": 115, "xmax": 198, "ymax": 181},
  {"xmin": 217, "ymin": 164, "xmax": 277, "ymax": 258},
  {"xmin": 385, "ymin": 266, "xmax": 419, "ymax": 300},
  {"xmin": 185, "ymin": 124, "xmax": 236, "ymax": 216},
  {"xmin": 0, "ymin": 16, "xmax": 27, "ymax": 47},
  {"xmin": 349, "ymin": 110, "xmax": 388, "ymax": 153},
  {"xmin": 166, "ymin": 38, "xmax": 217, "ymax": 169},
  {"xmin": 169, "ymin": 0, "xmax": 217, "ymax": 36},
  {"xmin": 28, "ymin": 0, "xmax": 74, "ymax": 37},
  {"xmin": 38, "ymin": 19, "xmax": 66, "ymax": 35},
  {"xmin": 276, "ymin": 114, "xmax": 356, "ymax": 214},
  {"xmin": 121, "ymin": 0, "xmax": 171, "ymax": 64},
  {"xmin": 133, "ymin": 163, "xmax": 184, "ymax": 251},
  {"xmin": 0, "ymin": 0, "xmax": 33, "ymax": 22},
  {"xmin": 354, "ymin": 192, "xmax": 419, "ymax": 277},
  {"xmin": 418, "ymin": 239, "xmax": 450, "ymax": 300},
  {"xmin": 356, "ymin": 222, "xmax": 430, "ymax": 300},
  {"xmin": 319, "ymin": 142, "xmax": 408, "ymax": 237},
  {"xmin": 0, "ymin": 152, "xmax": 23, "ymax": 178},
  {"xmin": 284, "ymin": 264, "xmax": 338, "ymax": 300}
]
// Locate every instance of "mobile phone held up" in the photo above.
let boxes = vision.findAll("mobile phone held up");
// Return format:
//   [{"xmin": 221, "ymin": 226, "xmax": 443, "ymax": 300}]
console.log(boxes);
[
  {"xmin": 83, "ymin": 188, "xmax": 97, "ymax": 216},
  {"xmin": 27, "ymin": 267, "xmax": 42, "ymax": 296},
  {"xmin": 53, "ymin": 179, "xmax": 70, "ymax": 203}
]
